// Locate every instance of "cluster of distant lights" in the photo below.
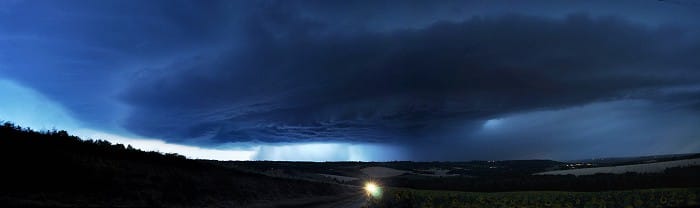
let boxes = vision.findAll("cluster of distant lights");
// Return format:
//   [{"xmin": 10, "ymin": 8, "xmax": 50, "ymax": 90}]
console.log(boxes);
[{"xmin": 565, "ymin": 163, "xmax": 593, "ymax": 169}]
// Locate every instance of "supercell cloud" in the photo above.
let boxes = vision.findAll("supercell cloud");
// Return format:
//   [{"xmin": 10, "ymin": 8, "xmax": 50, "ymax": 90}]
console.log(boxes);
[{"xmin": 1, "ymin": 0, "xmax": 699, "ymax": 161}]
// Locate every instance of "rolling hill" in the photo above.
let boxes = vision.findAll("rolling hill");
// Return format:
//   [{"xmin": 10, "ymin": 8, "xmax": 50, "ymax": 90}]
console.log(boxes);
[{"xmin": 0, "ymin": 122, "xmax": 350, "ymax": 207}]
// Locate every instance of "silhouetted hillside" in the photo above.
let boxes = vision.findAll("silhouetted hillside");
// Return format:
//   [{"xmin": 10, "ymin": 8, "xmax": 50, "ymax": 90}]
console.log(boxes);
[{"xmin": 0, "ymin": 122, "xmax": 349, "ymax": 207}]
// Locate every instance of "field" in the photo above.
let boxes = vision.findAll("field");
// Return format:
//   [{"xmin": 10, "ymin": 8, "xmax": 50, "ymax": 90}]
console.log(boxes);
[
  {"xmin": 361, "ymin": 166, "xmax": 409, "ymax": 178},
  {"xmin": 536, "ymin": 158, "xmax": 700, "ymax": 176},
  {"xmin": 3, "ymin": 122, "xmax": 700, "ymax": 207},
  {"xmin": 365, "ymin": 188, "xmax": 700, "ymax": 208}
]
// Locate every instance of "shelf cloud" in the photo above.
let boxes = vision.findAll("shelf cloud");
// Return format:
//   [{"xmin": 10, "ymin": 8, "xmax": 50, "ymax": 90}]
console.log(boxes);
[{"xmin": 1, "ymin": 0, "xmax": 699, "ymax": 160}]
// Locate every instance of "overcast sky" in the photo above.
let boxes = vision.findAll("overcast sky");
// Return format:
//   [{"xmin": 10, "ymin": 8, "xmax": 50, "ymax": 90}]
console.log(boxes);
[{"xmin": 1, "ymin": 0, "xmax": 699, "ymax": 161}]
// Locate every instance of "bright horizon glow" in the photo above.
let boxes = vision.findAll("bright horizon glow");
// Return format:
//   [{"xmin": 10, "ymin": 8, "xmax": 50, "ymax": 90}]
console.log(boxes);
[
  {"xmin": 0, "ymin": 79, "xmax": 80, "ymax": 131},
  {"xmin": 72, "ymin": 129, "xmax": 404, "ymax": 161},
  {"xmin": 0, "ymin": 79, "xmax": 405, "ymax": 161}
]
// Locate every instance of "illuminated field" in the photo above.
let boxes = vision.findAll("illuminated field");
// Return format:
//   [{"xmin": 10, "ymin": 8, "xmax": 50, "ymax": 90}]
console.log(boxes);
[{"xmin": 365, "ymin": 188, "xmax": 699, "ymax": 208}]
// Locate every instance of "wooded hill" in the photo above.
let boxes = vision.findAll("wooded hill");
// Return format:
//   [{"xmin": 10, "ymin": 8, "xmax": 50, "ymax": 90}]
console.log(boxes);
[{"xmin": 0, "ymin": 122, "xmax": 348, "ymax": 207}]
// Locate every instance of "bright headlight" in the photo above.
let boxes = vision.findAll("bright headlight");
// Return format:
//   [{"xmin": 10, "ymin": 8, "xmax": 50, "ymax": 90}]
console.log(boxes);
[{"xmin": 364, "ymin": 182, "xmax": 381, "ymax": 197}]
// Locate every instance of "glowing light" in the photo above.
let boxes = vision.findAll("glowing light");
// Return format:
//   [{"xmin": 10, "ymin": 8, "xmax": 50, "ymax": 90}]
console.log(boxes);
[
  {"xmin": 364, "ymin": 182, "xmax": 381, "ymax": 197},
  {"xmin": 365, "ymin": 182, "xmax": 377, "ymax": 192}
]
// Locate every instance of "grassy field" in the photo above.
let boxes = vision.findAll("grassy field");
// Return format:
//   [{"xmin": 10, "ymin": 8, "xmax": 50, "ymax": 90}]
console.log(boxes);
[{"xmin": 364, "ymin": 187, "xmax": 699, "ymax": 208}]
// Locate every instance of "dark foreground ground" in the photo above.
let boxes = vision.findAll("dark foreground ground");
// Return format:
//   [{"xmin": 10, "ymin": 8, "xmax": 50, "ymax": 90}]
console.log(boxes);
[
  {"xmin": 0, "ymin": 123, "xmax": 354, "ymax": 207},
  {"xmin": 1, "ymin": 122, "xmax": 698, "ymax": 207}
]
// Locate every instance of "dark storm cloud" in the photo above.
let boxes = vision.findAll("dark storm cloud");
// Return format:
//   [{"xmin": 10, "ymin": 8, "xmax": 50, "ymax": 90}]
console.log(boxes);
[
  {"xmin": 2, "ymin": 0, "xmax": 700, "ymax": 160},
  {"xmin": 120, "ymin": 11, "xmax": 700, "ymax": 145},
  {"xmin": 402, "ymin": 100, "xmax": 700, "ymax": 161},
  {"xmin": 0, "ymin": 0, "xmax": 241, "ymax": 130}
]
